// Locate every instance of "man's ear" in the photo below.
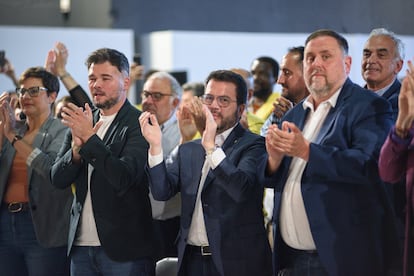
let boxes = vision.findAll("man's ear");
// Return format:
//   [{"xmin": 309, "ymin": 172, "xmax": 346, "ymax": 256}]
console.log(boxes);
[{"xmin": 172, "ymin": 97, "xmax": 180, "ymax": 108}]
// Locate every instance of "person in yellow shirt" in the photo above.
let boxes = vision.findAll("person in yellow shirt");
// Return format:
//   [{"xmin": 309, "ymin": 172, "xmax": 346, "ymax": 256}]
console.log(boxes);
[
  {"xmin": 249, "ymin": 56, "xmax": 280, "ymax": 120},
  {"xmin": 230, "ymin": 68, "xmax": 264, "ymax": 135}
]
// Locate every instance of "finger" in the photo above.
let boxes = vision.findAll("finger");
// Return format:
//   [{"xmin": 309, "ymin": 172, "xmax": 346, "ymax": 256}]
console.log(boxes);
[
  {"xmin": 93, "ymin": 120, "xmax": 103, "ymax": 132},
  {"xmin": 149, "ymin": 113, "xmax": 160, "ymax": 127},
  {"xmin": 138, "ymin": 111, "xmax": 150, "ymax": 126}
]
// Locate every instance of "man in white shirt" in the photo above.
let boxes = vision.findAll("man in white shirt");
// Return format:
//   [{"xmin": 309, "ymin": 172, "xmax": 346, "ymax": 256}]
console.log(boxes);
[
  {"xmin": 260, "ymin": 29, "xmax": 397, "ymax": 276},
  {"xmin": 140, "ymin": 70, "xmax": 272, "ymax": 276}
]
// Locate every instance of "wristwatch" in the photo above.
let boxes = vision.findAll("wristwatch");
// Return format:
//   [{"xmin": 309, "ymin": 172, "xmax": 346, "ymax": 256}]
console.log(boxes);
[{"xmin": 11, "ymin": 135, "xmax": 23, "ymax": 147}]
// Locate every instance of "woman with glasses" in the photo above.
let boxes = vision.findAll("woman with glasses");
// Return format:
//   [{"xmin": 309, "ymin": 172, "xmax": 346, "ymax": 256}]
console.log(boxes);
[{"xmin": 0, "ymin": 66, "xmax": 72, "ymax": 275}]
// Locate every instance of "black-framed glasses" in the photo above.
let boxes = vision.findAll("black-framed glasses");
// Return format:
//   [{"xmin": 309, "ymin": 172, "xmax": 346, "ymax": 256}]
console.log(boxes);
[
  {"xmin": 201, "ymin": 94, "xmax": 237, "ymax": 108},
  {"xmin": 16, "ymin": 86, "xmax": 48, "ymax": 97},
  {"xmin": 141, "ymin": 90, "xmax": 173, "ymax": 102}
]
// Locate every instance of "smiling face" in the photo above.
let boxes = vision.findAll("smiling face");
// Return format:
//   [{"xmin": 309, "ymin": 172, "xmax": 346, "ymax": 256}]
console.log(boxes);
[
  {"xmin": 304, "ymin": 35, "xmax": 351, "ymax": 102},
  {"xmin": 361, "ymin": 35, "xmax": 403, "ymax": 91},
  {"xmin": 88, "ymin": 61, "xmax": 128, "ymax": 115},
  {"xmin": 18, "ymin": 77, "xmax": 55, "ymax": 119},
  {"xmin": 204, "ymin": 79, "xmax": 242, "ymax": 134}
]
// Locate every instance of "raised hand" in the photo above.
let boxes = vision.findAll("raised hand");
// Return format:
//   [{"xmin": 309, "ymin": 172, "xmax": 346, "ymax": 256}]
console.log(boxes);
[
  {"xmin": 61, "ymin": 102, "xmax": 95, "ymax": 145},
  {"xmin": 272, "ymin": 96, "xmax": 294, "ymax": 119},
  {"xmin": 396, "ymin": 59, "xmax": 414, "ymax": 138},
  {"xmin": 139, "ymin": 111, "xmax": 162, "ymax": 155},
  {"xmin": 201, "ymin": 104, "xmax": 217, "ymax": 153},
  {"xmin": 176, "ymin": 105, "xmax": 197, "ymax": 143}
]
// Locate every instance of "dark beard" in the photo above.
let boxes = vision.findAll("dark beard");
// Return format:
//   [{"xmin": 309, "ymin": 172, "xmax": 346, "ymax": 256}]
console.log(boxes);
[
  {"xmin": 253, "ymin": 88, "xmax": 272, "ymax": 101},
  {"xmin": 95, "ymin": 97, "xmax": 118, "ymax": 110}
]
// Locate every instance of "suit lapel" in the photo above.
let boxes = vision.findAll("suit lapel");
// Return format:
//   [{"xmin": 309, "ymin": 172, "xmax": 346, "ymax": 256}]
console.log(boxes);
[
  {"xmin": 314, "ymin": 78, "xmax": 353, "ymax": 144},
  {"xmin": 189, "ymin": 143, "xmax": 206, "ymax": 195},
  {"xmin": 202, "ymin": 124, "xmax": 245, "ymax": 191}
]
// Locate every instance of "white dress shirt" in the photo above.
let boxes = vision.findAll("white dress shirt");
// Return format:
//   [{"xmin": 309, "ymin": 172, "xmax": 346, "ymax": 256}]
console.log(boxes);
[
  {"xmin": 148, "ymin": 125, "xmax": 235, "ymax": 246},
  {"xmin": 279, "ymin": 90, "xmax": 340, "ymax": 250}
]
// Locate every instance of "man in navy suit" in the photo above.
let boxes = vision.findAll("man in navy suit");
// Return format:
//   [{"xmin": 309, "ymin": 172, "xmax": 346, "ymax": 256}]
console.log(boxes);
[
  {"xmin": 362, "ymin": 30, "xmax": 406, "ymax": 274},
  {"xmin": 259, "ymin": 29, "xmax": 398, "ymax": 276},
  {"xmin": 139, "ymin": 70, "xmax": 272, "ymax": 276}
]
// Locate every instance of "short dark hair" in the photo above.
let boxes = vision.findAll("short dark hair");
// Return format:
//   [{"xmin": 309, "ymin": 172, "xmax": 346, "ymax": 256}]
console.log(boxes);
[
  {"xmin": 254, "ymin": 56, "xmax": 280, "ymax": 79},
  {"xmin": 19, "ymin": 66, "xmax": 60, "ymax": 95},
  {"xmin": 305, "ymin": 29, "xmax": 349, "ymax": 55},
  {"xmin": 205, "ymin": 70, "xmax": 247, "ymax": 106},
  {"xmin": 182, "ymin": 82, "xmax": 205, "ymax": 97},
  {"xmin": 86, "ymin": 48, "xmax": 129, "ymax": 76},
  {"xmin": 288, "ymin": 46, "xmax": 305, "ymax": 62}
]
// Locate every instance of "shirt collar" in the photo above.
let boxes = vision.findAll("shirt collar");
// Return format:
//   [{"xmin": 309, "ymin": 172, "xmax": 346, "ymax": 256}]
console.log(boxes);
[
  {"xmin": 370, "ymin": 79, "xmax": 395, "ymax": 97},
  {"xmin": 302, "ymin": 87, "xmax": 341, "ymax": 112},
  {"xmin": 160, "ymin": 112, "xmax": 177, "ymax": 132},
  {"xmin": 215, "ymin": 124, "xmax": 237, "ymax": 147}
]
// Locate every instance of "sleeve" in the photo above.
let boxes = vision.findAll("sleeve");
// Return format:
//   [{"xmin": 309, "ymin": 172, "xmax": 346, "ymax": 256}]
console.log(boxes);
[
  {"xmin": 30, "ymin": 122, "xmax": 68, "ymax": 180},
  {"xmin": 78, "ymin": 117, "xmax": 149, "ymax": 196},
  {"xmin": 68, "ymin": 85, "xmax": 93, "ymax": 108},
  {"xmin": 51, "ymin": 127, "xmax": 82, "ymax": 189},
  {"xmin": 304, "ymin": 96, "xmax": 393, "ymax": 186},
  {"xmin": 213, "ymin": 135, "xmax": 266, "ymax": 202},
  {"xmin": 378, "ymin": 126, "xmax": 412, "ymax": 183}
]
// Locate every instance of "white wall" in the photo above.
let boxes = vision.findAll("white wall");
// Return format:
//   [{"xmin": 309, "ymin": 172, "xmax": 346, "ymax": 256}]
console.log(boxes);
[
  {"xmin": 142, "ymin": 30, "xmax": 414, "ymax": 90},
  {"xmin": 0, "ymin": 26, "xmax": 134, "ymax": 101}
]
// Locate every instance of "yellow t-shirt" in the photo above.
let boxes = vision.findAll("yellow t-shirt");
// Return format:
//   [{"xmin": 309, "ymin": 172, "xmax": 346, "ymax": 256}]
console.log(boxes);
[
  {"xmin": 247, "ymin": 112, "xmax": 265, "ymax": 135},
  {"xmin": 253, "ymin": 93, "xmax": 280, "ymax": 121}
]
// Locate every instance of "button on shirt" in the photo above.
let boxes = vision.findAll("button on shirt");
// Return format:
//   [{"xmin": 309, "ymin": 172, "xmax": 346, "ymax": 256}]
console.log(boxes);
[{"xmin": 279, "ymin": 89, "xmax": 340, "ymax": 250}]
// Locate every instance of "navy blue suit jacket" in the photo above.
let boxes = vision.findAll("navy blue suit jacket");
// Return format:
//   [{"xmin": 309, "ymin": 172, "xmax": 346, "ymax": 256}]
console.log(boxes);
[
  {"xmin": 260, "ymin": 79, "xmax": 398, "ymax": 276},
  {"xmin": 365, "ymin": 78, "xmax": 400, "ymax": 121},
  {"xmin": 148, "ymin": 123, "xmax": 272, "ymax": 276}
]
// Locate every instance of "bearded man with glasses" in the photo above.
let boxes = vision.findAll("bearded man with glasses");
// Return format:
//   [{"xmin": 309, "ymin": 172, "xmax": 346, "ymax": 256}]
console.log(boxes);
[{"xmin": 139, "ymin": 69, "xmax": 272, "ymax": 276}]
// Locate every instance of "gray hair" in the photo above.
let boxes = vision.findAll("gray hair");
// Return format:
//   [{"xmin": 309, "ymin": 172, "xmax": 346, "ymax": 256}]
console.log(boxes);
[
  {"xmin": 148, "ymin": 71, "xmax": 182, "ymax": 99},
  {"xmin": 368, "ymin": 28, "xmax": 405, "ymax": 60}
]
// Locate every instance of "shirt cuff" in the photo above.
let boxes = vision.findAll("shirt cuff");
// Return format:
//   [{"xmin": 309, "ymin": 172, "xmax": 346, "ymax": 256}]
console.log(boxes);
[
  {"xmin": 208, "ymin": 147, "xmax": 225, "ymax": 169},
  {"xmin": 148, "ymin": 150, "xmax": 163, "ymax": 168},
  {"xmin": 390, "ymin": 126, "xmax": 413, "ymax": 146},
  {"xmin": 27, "ymin": 148, "xmax": 41, "ymax": 166}
]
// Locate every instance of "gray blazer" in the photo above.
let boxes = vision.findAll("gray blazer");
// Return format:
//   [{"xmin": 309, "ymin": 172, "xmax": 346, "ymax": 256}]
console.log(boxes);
[{"xmin": 0, "ymin": 116, "xmax": 73, "ymax": 248}]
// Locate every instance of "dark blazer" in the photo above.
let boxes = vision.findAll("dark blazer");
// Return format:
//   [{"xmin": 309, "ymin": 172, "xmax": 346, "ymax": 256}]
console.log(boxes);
[
  {"xmin": 51, "ymin": 100, "xmax": 154, "ymax": 262},
  {"xmin": 148, "ymin": 123, "xmax": 272, "ymax": 276},
  {"xmin": 365, "ymin": 78, "xmax": 400, "ymax": 121},
  {"xmin": 260, "ymin": 79, "xmax": 398, "ymax": 276},
  {"xmin": 382, "ymin": 78, "xmax": 401, "ymax": 121}
]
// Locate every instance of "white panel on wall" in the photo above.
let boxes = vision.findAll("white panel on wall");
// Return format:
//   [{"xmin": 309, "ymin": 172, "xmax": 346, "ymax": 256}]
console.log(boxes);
[
  {"xmin": 0, "ymin": 26, "xmax": 134, "ymax": 101},
  {"xmin": 141, "ymin": 30, "xmax": 414, "ymax": 90}
]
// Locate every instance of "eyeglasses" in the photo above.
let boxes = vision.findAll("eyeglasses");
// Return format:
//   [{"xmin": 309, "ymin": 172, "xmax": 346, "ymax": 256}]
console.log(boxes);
[
  {"xmin": 201, "ymin": 94, "xmax": 237, "ymax": 108},
  {"xmin": 141, "ymin": 90, "xmax": 173, "ymax": 102},
  {"xmin": 16, "ymin": 86, "xmax": 48, "ymax": 97}
]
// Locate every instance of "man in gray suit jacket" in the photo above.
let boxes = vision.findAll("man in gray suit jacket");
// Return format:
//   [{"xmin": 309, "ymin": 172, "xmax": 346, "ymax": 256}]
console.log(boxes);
[{"xmin": 140, "ymin": 70, "xmax": 272, "ymax": 276}]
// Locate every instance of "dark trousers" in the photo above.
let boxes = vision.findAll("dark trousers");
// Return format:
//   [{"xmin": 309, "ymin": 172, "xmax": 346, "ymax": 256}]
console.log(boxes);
[
  {"xmin": 180, "ymin": 245, "xmax": 220, "ymax": 276},
  {"xmin": 278, "ymin": 246, "xmax": 328, "ymax": 276},
  {"xmin": 0, "ymin": 206, "xmax": 70, "ymax": 276},
  {"xmin": 71, "ymin": 246, "xmax": 155, "ymax": 276},
  {"xmin": 152, "ymin": 216, "xmax": 180, "ymax": 261}
]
